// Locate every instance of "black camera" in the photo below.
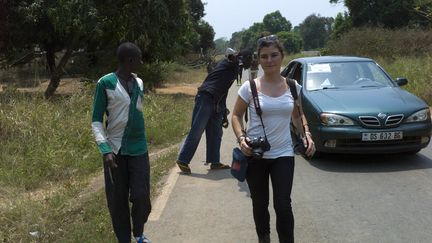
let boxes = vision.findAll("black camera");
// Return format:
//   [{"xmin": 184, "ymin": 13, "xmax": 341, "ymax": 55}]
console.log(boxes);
[{"xmin": 247, "ymin": 136, "xmax": 271, "ymax": 159}]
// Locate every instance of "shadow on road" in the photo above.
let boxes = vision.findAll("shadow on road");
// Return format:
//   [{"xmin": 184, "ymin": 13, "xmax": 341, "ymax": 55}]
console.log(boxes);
[
  {"xmin": 179, "ymin": 168, "xmax": 252, "ymax": 197},
  {"xmin": 236, "ymin": 181, "xmax": 251, "ymax": 197},
  {"xmin": 184, "ymin": 169, "xmax": 233, "ymax": 181},
  {"xmin": 307, "ymin": 152, "xmax": 432, "ymax": 173}
]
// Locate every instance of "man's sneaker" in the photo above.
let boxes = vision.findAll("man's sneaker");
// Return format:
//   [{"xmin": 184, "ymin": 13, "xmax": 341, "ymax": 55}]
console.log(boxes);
[
  {"xmin": 136, "ymin": 235, "xmax": 151, "ymax": 243},
  {"xmin": 210, "ymin": 163, "xmax": 230, "ymax": 170},
  {"xmin": 176, "ymin": 161, "xmax": 191, "ymax": 174}
]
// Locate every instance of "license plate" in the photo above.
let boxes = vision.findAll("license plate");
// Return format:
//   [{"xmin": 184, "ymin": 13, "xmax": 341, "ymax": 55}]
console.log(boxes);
[{"xmin": 361, "ymin": 131, "xmax": 403, "ymax": 141}]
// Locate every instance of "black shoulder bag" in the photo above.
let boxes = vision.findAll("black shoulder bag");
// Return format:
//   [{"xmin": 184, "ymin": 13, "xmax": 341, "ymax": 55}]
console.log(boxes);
[{"xmin": 286, "ymin": 78, "xmax": 310, "ymax": 158}]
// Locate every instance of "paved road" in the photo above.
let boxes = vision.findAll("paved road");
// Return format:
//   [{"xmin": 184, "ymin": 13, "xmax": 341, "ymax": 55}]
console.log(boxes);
[{"xmin": 146, "ymin": 69, "xmax": 432, "ymax": 243}]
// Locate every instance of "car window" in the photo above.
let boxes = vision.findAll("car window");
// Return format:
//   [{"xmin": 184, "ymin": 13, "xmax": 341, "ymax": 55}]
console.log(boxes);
[
  {"xmin": 362, "ymin": 62, "xmax": 393, "ymax": 85},
  {"xmin": 305, "ymin": 61, "xmax": 393, "ymax": 90},
  {"xmin": 306, "ymin": 63, "xmax": 332, "ymax": 90}
]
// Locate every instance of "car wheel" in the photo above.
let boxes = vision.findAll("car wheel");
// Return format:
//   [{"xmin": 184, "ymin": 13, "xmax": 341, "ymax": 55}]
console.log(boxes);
[
  {"xmin": 403, "ymin": 149, "xmax": 421, "ymax": 155},
  {"xmin": 313, "ymin": 151, "xmax": 322, "ymax": 158},
  {"xmin": 303, "ymin": 151, "xmax": 321, "ymax": 160}
]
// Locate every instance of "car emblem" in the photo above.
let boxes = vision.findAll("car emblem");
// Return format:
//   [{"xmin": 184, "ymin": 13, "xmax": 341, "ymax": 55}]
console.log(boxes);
[{"xmin": 377, "ymin": 113, "xmax": 387, "ymax": 119}]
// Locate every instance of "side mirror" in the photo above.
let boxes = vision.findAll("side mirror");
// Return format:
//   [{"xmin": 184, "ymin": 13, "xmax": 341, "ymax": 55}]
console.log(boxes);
[{"xmin": 395, "ymin": 77, "xmax": 408, "ymax": 86}]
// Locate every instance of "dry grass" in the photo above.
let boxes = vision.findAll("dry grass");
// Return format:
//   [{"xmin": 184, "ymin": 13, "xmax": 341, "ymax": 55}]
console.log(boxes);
[{"xmin": 0, "ymin": 72, "xmax": 197, "ymax": 241}]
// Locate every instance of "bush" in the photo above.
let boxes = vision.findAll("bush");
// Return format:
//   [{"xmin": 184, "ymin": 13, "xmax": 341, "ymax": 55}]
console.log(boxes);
[
  {"xmin": 376, "ymin": 56, "xmax": 432, "ymax": 105},
  {"xmin": 327, "ymin": 27, "xmax": 432, "ymax": 58},
  {"xmin": 67, "ymin": 51, "xmax": 179, "ymax": 91},
  {"xmin": 325, "ymin": 27, "xmax": 432, "ymax": 105}
]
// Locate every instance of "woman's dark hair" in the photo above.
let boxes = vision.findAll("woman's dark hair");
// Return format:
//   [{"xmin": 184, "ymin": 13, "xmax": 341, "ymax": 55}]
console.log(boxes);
[{"xmin": 256, "ymin": 33, "xmax": 284, "ymax": 57}]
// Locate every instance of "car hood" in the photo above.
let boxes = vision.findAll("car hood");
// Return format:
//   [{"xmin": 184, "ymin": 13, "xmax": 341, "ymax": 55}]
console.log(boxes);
[{"xmin": 307, "ymin": 87, "xmax": 427, "ymax": 115}]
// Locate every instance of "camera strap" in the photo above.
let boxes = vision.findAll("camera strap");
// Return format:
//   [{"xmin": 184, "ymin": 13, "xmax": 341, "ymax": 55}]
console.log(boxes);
[{"xmin": 249, "ymin": 79, "xmax": 268, "ymax": 140}]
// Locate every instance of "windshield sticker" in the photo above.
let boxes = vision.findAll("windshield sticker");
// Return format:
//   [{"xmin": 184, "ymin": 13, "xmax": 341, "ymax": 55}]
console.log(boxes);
[{"xmin": 308, "ymin": 63, "xmax": 331, "ymax": 73}]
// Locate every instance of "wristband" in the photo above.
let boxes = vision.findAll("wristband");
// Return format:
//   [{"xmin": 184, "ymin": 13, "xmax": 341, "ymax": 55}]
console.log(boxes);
[{"xmin": 237, "ymin": 134, "xmax": 246, "ymax": 144}]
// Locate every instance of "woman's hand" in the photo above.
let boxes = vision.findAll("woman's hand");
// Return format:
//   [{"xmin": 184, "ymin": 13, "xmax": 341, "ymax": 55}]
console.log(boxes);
[
  {"xmin": 238, "ymin": 136, "xmax": 253, "ymax": 157},
  {"xmin": 303, "ymin": 132, "xmax": 316, "ymax": 157}
]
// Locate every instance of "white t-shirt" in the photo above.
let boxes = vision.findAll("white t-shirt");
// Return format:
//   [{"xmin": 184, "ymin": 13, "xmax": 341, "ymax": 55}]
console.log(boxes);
[{"xmin": 238, "ymin": 80, "xmax": 302, "ymax": 159}]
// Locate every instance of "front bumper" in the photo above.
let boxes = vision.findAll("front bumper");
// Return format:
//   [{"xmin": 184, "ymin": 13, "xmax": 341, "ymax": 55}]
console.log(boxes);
[{"xmin": 312, "ymin": 122, "xmax": 432, "ymax": 154}]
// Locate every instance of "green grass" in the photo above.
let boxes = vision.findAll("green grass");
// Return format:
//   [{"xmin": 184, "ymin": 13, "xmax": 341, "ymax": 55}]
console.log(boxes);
[
  {"xmin": 0, "ymin": 150, "xmax": 179, "ymax": 242},
  {"xmin": 0, "ymin": 90, "xmax": 98, "ymax": 191},
  {"xmin": 164, "ymin": 65, "xmax": 208, "ymax": 85},
  {"xmin": 0, "ymin": 88, "xmax": 193, "ymax": 191},
  {"xmin": 376, "ymin": 56, "xmax": 432, "ymax": 105},
  {"xmin": 145, "ymin": 93, "xmax": 194, "ymax": 148},
  {"xmin": 0, "ymin": 64, "xmax": 199, "ymax": 241},
  {"xmin": 0, "ymin": 89, "xmax": 192, "ymax": 241}
]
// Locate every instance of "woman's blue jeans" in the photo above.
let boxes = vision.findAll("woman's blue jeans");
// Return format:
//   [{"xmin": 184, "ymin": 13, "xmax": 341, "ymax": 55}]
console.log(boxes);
[{"xmin": 177, "ymin": 91, "xmax": 224, "ymax": 164}]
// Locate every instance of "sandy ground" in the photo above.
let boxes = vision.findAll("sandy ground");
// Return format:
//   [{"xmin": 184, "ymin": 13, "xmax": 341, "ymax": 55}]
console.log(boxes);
[
  {"xmin": 1, "ymin": 79, "xmax": 199, "ymax": 96},
  {"xmin": 155, "ymin": 83, "xmax": 199, "ymax": 96},
  {"xmin": 0, "ymin": 78, "xmax": 83, "ymax": 94}
]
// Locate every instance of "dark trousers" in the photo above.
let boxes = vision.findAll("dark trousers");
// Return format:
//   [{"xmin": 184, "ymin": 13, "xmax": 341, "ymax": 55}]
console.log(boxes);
[
  {"xmin": 246, "ymin": 156, "xmax": 295, "ymax": 243},
  {"xmin": 104, "ymin": 152, "xmax": 151, "ymax": 243},
  {"xmin": 177, "ymin": 91, "xmax": 224, "ymax": 164}
]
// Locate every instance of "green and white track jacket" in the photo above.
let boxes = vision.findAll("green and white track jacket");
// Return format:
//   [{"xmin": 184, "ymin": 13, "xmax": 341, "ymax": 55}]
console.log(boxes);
[{"xmin": 91, "ymin": 72, "xmax": 148, "ymax": 156}]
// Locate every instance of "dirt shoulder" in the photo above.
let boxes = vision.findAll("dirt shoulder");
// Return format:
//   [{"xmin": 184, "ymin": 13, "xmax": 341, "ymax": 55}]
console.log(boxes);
[
  {"xmin": 155, "ymin": 83, "xmax": 199, "ymax": 96},
  {"xmin": 1, "ymin": 79, "xmax": 199, "ymax": 97}
]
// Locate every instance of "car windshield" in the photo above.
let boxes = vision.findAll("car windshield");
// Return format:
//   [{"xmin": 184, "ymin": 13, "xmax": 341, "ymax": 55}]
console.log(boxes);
[{"xmin": 305, "ymin": 61, "xmax": 394, "ymax": 91}]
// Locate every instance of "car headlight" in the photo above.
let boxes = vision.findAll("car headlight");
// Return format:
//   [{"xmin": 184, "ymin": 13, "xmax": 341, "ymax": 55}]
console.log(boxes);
[
  {"xmin": 406, "ymin": 108, "xmax": 430, "ymax": 123},
  {"xmin": 320, "ymin": 113, "xmax": 355, "ymax": 126}
]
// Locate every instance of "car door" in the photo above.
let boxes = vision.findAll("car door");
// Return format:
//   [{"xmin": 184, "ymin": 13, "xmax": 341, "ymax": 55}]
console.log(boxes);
[{"xmin": 283, "ymin": 62, "xmax": 304, "ymax": 86}]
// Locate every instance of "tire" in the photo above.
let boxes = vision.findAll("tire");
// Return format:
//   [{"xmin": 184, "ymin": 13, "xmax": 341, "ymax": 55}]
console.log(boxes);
[{"xmin": 404, "ymin": 149, "xmax": 421, "ymax": 155}]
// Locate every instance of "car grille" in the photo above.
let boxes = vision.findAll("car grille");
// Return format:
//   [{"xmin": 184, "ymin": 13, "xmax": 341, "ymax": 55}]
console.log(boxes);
[
  {"xmin": 359, "ymin": 116, "xmax": 380, "ymax": 127},
  {"xmin": 358, "ymin": 114, "xmax": 404, "ymax": 127},
  {"xmin": 336, "ymin": 136, "xmax": 422, "ymax": 147},
  {"xmin": 385, "ymin": 114, "xmax": 404, "ymax": 126}
]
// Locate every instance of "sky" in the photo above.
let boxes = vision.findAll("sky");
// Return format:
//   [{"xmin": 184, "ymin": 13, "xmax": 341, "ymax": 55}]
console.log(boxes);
[{"xmin": 202, "ymin": 0, "xmax": 347, "ymax": 39}]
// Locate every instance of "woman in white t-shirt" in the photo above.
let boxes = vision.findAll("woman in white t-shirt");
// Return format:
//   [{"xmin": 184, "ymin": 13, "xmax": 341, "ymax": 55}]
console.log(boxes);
[{"xmin": 231, "ymin": 34, "xmax": 315, "ymax": 243}]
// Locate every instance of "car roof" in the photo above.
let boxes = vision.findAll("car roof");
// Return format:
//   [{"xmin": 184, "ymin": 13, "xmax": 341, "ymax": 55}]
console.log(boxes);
[{"xmin": 292, "ymin": 56, "xmax": 374, "ymax": 64}]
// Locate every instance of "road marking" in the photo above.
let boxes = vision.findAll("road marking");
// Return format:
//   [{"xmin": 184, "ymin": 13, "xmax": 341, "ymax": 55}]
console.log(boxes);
[{"xmin": 148, "ymin": 167, "xmax": 179, "ymax": 221}]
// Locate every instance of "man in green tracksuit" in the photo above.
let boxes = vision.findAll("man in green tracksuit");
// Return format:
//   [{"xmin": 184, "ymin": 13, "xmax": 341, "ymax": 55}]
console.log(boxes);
[{"xmin": 91, "ymin": 42, "xmax": 151, "ymax": 243}]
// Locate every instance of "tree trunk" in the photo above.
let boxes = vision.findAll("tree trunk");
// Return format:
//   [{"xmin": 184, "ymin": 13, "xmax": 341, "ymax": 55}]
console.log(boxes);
[
  {"xmin": 44, "ymin": 46, "xmax": 73, "ymax": 99},
  {"xmin": 44, "ymin": 75, "xmax": 61, "ymax": 99}
]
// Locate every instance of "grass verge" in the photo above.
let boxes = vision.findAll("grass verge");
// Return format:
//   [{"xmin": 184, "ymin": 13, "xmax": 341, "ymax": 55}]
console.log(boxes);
[
  {"xmin": 0, "ymin": 149, "xmax": 178, "ymax": 242},
  {"xmin": 0, "ymin": 81, "xmax": 196, "ymax": 241},
  {"xmin": 0, "ymin": 88, "xmax": 193, "ymax": 190},
  {"xmin": 376, "ymin": 56, "xmax": 432, "ymax": 105}
]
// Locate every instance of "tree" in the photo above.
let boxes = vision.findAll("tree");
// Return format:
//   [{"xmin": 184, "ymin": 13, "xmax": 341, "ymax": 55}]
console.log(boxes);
[
  {"xmin": 228, "ymin": 31, "xmax": 244, "ymax": 51},
  {"xmin": 214, "ymin": 37, "xmax": 228, "ymax": 54},
  {"xmin": 330, "ymin": 12, "xmax": 352, "ymax": 40},
  {"xmin": 277, "ymin": 31, "xmax": 303, "ymax": 54},
  {"xmin": 193, "ymin": 20, "xmax": 215, "ymax": 55},
  {"xmin": 299, "ymin": 14, "xmax": 334, "ymax": 50},
  {"xmin": 263, "ymin": 11, "xmax": 292, "ymax": 34},
  {"xmin": 187, "ymin": 0, "xmax": 205, "ymax": 22},
  {"xmin": 0, "ymin": 0, "xmax": 195, "ymax": 98},
  {"xmin": 329, "ymin": 0, "xmax": 430, "ymax": 28},
  {"xmin": 239, "ymin": 23, "xmax": 265, "ymax": 50},
  {"xmin": 414, "ymin": 0, "xmax": 432, "ymax": 23},
  {"xmin": 185, "ymin": 0, "xmax": 215, "ymax": 55},
  {"xmin": 228, "ymin": 11, "xmax": 294, "ymax": 51}
]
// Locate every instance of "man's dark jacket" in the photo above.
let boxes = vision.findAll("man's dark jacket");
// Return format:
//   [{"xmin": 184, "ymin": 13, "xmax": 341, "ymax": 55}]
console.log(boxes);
[{"xmin": 198, "ymin": 58, "xmax": 238, "ymax": 104}]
